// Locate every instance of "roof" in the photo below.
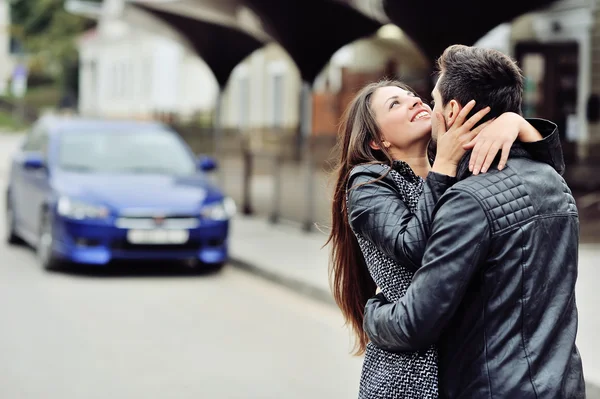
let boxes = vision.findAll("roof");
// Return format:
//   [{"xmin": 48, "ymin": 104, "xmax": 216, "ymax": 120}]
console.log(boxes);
[
  {"xmin": 242, "ymin": 0, "xmax": 382, "ymax": 83},
  {"xmin": 134, "ymin": 4, "xmax": 266, "ymax": 89},
  {"xmin": 382, "ymin": 0, "xmax": 560, "ymax": 60}
]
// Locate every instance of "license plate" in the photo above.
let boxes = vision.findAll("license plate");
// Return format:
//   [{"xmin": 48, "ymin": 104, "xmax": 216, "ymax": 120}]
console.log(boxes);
[{"xmin": 126, "ymin": 229, "xmax": 189, "ymax": 245}]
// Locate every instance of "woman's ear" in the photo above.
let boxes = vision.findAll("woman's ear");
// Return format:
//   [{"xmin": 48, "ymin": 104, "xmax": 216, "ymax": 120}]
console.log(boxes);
[{"xmin": 370, "ymin": 139, "xmax": 390, "ymax": 150}]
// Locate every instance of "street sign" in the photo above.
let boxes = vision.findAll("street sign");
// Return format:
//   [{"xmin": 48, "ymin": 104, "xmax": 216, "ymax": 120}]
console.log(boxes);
[{"xmin": 11, "ymin": 64, "xmax": 28, "ymax": 98}]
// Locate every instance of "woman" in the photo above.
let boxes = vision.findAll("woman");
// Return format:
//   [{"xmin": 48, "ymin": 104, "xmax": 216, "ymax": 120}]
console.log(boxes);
[{"xmin": 326, "ymin": 80, "xmax": 561, "ymax": 398}]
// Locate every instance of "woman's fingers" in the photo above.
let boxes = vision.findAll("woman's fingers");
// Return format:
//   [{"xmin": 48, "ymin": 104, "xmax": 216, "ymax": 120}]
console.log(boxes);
[
  {"xmin": 435, "ymin": 112, "xmax": 447, "ymax": 136},
  {"xmin": 463, "ymin": 136, "xmax": 477, "ymax": 150},
  {"xmin": 453, "ymin": 99, "xmax": 477, "ymax": 128},
  {"xmin": 478, "ymin": 141, "xmax": 502, "ymax": 174},
  {"xmin": 469, "ymin": 137, "xmax": 513, "ymax": 174},
  {"xmin": 498, "ymin": 142, "xmax": 512, "ymax": 170},
  {"xmin": 470, "ymin": 139, "xmax": 493, "ymax": 174},
  {"xmin": 461, "ymin": 106, "xmax": 491, "ymax": 132},
  {"xmin": 461, "ymin": 120, "xmax": 491, "ymax": 146}
]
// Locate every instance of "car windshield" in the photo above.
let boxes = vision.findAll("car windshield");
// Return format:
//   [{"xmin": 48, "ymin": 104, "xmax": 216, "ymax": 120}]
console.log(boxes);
[{"xmin": 57, "ymin": 129, "xmax": 197, "ymax": 175}]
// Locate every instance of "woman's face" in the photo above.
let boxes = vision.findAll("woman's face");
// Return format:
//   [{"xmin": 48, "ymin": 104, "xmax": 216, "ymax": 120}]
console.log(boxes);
[{"xmin": 370, "ymin": 86, "xmax": 432, "ymax": 153}]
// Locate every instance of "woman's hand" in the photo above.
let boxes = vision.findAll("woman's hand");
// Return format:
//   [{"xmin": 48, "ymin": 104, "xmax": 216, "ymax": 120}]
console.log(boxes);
[
  {"xmin": 432, "ymin": 100, "xmax": 491, "ymax": 177},
  {"xmin": 463, "ymin": 112, "xmax": 542, "ymax": 175}
]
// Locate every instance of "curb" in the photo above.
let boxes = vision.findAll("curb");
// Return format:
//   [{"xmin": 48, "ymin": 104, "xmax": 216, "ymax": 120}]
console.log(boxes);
[
  {"xmin": 589, "ymin": 382, "xmax": 600, "ymax": 397},
  {"xmin": 228, "ymin": 256, "xmax": 336, "ymax": 307}
]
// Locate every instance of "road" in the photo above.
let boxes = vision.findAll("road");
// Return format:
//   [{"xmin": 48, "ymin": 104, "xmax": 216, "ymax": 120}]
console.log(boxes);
[{"xmin": 0, "ymin": 224, "xmax": 363, "ymax": 399}]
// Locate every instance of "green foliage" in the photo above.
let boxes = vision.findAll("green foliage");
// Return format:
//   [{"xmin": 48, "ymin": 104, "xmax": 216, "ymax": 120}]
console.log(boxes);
[
  {"xmin": 0, "ymin": 109, "xmax": 29, "ymax": 131},
  {"xmin": 23, "ymin": 85, "xmax": 62, "ymax": 111},
  {"xmin": 10, "ymin": 0, "xmax": 96, "ymax": 80}
]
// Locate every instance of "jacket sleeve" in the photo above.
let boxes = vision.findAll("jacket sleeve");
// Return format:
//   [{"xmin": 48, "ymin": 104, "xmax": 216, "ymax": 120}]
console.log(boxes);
[
  {"xmin": 523, "ymin": 118, "xmax": 565, "ymax": 176},
  {"xmin": 347, "ymin": 164, "xmax": 456, "ymax": 271},
  {"xmin": 363, "ymin": 187, "xmax": 491, "ymax": 352}
]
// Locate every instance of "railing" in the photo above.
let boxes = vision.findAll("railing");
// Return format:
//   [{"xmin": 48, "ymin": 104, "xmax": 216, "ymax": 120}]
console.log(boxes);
[{"xmin": 172, "ymin": 124, "xmax": 339, "ymax": 233}]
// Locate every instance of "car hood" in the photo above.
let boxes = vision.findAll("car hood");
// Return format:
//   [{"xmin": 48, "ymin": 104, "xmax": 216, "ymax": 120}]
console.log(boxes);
[{"xmin": 53, "ymin": 172, "xmax": 223, "ymax": 213}]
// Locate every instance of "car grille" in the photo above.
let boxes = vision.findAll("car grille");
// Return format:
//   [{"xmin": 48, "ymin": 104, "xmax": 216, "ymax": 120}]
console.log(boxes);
[
  {"xmin": 115, "ymin": 215, "xmax": 200, "ymax": 229},
  {"xmin": 111, "ymin": 239, "xmax": 202, "ymax": 252}
]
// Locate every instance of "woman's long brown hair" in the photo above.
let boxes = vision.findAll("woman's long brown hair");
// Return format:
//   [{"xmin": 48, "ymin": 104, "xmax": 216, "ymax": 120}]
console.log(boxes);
[{"xmin": 326, "ymin": 80, "xmax": 416, "ymax": 356}]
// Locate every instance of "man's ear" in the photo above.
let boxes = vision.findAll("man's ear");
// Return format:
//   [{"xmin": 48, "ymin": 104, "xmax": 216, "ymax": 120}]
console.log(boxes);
[{"xmin": 445, "ymin": 100, "xmax": 462, "ymax": 128}]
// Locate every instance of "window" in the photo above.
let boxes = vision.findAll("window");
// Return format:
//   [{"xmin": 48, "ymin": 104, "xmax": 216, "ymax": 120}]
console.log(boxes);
[
  {"xmin": 272, "ymin": 74, "xmax": 284, "ymax": 128},
  {"xmin": 238, "ymin": 76, "xmax": 250, "ymax": 129}
]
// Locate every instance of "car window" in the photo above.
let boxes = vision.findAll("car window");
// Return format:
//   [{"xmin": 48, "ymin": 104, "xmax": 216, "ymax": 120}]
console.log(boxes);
[
  {"xmin": 57, "ymin": 129, "xmax": 196, "ymax": 175},
  {"xmin": 22, "ymin": 124, "xmax": 49, "ymax": 154}
]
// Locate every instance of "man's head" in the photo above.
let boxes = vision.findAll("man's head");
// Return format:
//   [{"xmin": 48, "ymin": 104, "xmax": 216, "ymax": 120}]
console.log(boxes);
[{"xmin": 430, "ymin": 44, "xmax": 524, "ymax": 141}]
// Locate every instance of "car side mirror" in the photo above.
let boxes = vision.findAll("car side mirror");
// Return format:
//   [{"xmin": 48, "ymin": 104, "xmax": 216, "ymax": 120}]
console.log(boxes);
[
  {"xmin": 23, "ymin": 153, "xmax": 46, "ymax": 170},
  {"xmin": 197, "ymin": 156, "xmax": 217, "ymax": 172}
]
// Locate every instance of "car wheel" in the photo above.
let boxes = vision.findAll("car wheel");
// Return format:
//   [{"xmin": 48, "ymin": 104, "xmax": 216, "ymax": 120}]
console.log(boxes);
[
  {"xmin": 5, "ymin": 195, "xmax": 24, "ymax": 245},
  {"xmin": 37, "ymin": 209, "xmax": 60, "ymax": 271},
  {"xmin": 206, "ymin": 262, "xmax": 225, "ymax": 273}
]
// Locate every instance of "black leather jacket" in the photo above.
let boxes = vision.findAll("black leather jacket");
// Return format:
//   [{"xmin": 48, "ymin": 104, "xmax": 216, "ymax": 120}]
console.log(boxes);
[{"xmin": 351, "ymin": 120, "xmax": 585, "ymax": 398}]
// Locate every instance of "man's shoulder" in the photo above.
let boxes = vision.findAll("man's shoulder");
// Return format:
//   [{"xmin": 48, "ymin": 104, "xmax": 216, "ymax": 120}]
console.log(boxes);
[
  {"xmin": 453, "ymin": 167, "xmax": 521, "ymax": 197},
  {"xmin": 453, "ymin": 157, "xmax": 555, "ymax": 198},
  {"xmin": 447, "ymin": 166, "xmax": 537, "ymax": 233}
]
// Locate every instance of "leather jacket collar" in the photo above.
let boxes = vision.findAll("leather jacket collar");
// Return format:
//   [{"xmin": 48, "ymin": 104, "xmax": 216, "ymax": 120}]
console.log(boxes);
[{"xmin": 456, "ymin": 143, "xmax": 532, "ymax": 181}]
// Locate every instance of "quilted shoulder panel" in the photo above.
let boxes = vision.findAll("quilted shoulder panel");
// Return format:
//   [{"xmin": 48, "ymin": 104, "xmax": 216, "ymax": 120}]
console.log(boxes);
[{"xmin": 454, "ymin": 169, "xmax": 536, "ymax": 234}]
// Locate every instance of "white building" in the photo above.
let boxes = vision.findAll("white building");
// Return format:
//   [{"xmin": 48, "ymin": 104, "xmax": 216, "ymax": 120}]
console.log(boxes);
[
  {"xmin": 76, "ymin": 0, "xmax": 219, "ymax": 122},
  {"xmin": 220, "ymin": 24, "xmax": 429, "ymax": 132},
  {"xmin": 0, "ymin": 0, "xmax": 14, "ymax": 95}
]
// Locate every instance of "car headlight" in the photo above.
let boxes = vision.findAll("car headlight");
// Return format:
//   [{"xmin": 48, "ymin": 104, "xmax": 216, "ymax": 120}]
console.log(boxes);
[
  {"xmin": 57, "ymin": 197, "xmax": 110, "ymax": 220},
  {"xmin": 201, "ymin": 197, "xmax": 236, "ymax": 221}
]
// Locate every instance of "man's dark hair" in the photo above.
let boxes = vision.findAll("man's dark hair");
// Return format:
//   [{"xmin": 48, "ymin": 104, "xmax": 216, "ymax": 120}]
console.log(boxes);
[{"xmin": 436, "ymin": 45, "xmax": 524, "ymax": 123}]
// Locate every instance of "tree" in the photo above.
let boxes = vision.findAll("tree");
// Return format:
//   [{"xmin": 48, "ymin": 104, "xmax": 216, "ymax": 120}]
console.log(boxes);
[{"xmin": 10, "ymin": 0, "xmax": 97, "ymax": 88}]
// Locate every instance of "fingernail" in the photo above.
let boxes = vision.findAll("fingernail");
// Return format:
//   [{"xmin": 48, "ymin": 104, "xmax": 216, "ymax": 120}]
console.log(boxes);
[{"xmin": 482, "ymin": 167, "xmax": 488, "ymax": 173}]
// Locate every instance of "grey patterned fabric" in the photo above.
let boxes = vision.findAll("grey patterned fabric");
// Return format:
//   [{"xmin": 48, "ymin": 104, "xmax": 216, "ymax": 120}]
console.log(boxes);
[{"xmin": 348, "ymin": 161, "xmax": 439, "ymax": 399}]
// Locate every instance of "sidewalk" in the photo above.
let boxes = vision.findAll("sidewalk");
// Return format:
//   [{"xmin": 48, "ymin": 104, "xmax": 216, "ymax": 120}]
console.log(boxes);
[
  {"xmin": 228, "ymin": 216, "xmax": 332, "ymax": 304},
  {"xmin": 228, "ymin": 215, "xmax": 600, "ymax": 394}
]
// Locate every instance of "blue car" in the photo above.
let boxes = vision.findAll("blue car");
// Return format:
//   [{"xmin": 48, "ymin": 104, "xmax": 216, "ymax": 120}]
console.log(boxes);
[{"xmin": 5, "ymin": 115, "xmax": 235, "ymax": 271}]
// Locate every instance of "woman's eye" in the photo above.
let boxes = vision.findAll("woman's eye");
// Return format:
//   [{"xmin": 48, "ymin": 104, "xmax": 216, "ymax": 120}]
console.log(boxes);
[{"xmin": 389, "ymin": 100, "xmax": 399, "ymax": 109}]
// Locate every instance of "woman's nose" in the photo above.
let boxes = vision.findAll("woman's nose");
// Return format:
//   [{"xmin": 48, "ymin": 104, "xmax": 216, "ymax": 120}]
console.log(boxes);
[{"xmin": 409, "ymin": 97, "xmax": 423, "ymax": 109}]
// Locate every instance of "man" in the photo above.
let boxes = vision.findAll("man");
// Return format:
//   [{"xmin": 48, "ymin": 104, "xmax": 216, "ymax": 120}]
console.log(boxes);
[{"xmin": 363, "ymin": 45, "xmax": 585, "ymax": 398}]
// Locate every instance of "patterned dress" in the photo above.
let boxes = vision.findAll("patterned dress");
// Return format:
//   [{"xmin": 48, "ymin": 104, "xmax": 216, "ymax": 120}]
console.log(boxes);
[{"xmin": 350, "ymin": 161, "xmax": 439, "ymax": 399}]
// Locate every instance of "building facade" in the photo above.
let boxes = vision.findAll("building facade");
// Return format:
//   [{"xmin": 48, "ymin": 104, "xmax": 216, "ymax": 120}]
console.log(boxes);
[
  {"xmin": 77, "ymin": 0, "xmax": 218, "ymax": 122},
  {"xmin": 0, "ymin": 0, "xmax": 14, "ymax": 95}
]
